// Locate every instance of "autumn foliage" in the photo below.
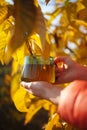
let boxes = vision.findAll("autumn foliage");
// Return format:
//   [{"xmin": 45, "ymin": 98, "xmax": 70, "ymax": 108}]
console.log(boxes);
[{"xmin": 0, "ymin": 0, "xmax": 87, "ymax": 130}]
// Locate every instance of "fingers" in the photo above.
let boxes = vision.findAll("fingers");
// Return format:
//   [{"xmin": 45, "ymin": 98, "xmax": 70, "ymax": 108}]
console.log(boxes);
[
  {"xmin": 21, "ymin": 81, "xmax": 34, "ymax": 94},
  {"xmin": 21, "ymin": 81, "xmax": 31, "ymax": 89},
  {"xmin": 21, "ymin": 81, "xmax": 62, "ymax": 105},
  {"xmin": 54, "ymin": 56, "xmax": 68, "ymax": 64},
  {"xmin": 20, "ymin": 81, "xmax": 51, "ymax": 99},
  {"xmin": 54, "ymin": 56, "xmax": 72, "ymax": 67}
]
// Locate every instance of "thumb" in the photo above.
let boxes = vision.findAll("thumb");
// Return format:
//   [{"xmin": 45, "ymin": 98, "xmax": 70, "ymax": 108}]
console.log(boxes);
[
  {"xmin": 21, "ymin": 81, "xmax": 34, "ymax": 95},
  {"xmin": 21, "ymin": 81, "xmax": 31, "ymax": 89},
  {"xmin": 20, "ymin": 81, "xmax": 49, "ymax": 98}
]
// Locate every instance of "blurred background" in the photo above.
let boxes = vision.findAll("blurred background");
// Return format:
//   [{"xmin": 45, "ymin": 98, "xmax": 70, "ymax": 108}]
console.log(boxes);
[{"xmin": 0, "ymin": 0, "xmax": 87, "ymax": 130}]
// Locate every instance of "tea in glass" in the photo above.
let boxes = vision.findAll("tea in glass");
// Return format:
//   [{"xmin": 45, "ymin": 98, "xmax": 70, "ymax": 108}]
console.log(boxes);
[{"xmin": 21, "ymin": 56, "xmax": 55, "ymax": 83}]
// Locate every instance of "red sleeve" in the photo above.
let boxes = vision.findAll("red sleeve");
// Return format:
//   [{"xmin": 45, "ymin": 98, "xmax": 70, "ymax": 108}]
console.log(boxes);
[{"xmin": 57, "ymin": 80, "xmax": 87, "ymax": 130}]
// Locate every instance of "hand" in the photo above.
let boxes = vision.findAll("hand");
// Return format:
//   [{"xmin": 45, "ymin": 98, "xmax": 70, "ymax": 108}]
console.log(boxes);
[
  {"xmin": 21, "ymin": 81, "xmax": 62, "ymax": 105},
  {"xmin": 54, "ymin": 56, "xmax": 82, "ymax": 84},
  {"xmin": 21, "ymin": 79, "xmax": 87, "ymax": 130},
  {"xmin": 58, "ymin": 80, "xmax": 87, "ymax": 130}
]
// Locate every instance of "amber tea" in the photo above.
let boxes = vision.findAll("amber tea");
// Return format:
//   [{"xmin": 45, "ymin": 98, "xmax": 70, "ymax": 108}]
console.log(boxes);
[{"xmin": 21, "ymin": 56, "xmax": 55, "ymax": 83}]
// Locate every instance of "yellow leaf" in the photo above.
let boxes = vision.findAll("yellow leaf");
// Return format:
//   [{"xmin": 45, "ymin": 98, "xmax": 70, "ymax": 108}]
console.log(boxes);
[
  {"xmin": 0, "ymin": 6, "xmax": 8, "ymax": 24},
  {"xmin": 12, "ymin": 86, "xmax": 30, "ymax": 112},
  {"xmin": 34, "ymin": 0, "xmax": 38, "ymax": 7},
  {"xmin": 42, "ymin": 100, "xmax": 57, "ymax": 116},
  {"xmin": 77, "ymin": 8, "xmax": 87, "ymax": 22},
  {"xmin": 42, "ymin": 40, "xmax": 50, "ymax": 59},
  {"xmin": 59, "ymin": 10, "xmax": 69, "ymax": 27},
  {"xmin": 5, "ymin": 0, "xmax": 36, "ymax": 63},
  {"xmin": 0, "ymin": 0, "xmax": 9, "ymax": 6},
  {"xmin": 28, "ymin": 31, "xmax": 50, "ymax": 58},
  {"xmin": 10, "ymin": 72, "xmax": 21, "ymax": 100},
  {"xmin": 24, "ymin": 99, "xmax": 45, "ymax": 124},
  {"xmin": 47, "ymin": 8, "xmax": 62, "ymax": 27},
  {"xmin": 45, "ymin": 113, "xmax": 62, "ymax": 130},
  {"xmin": 71, "ymin": 19, "xmax": 87, "ymax": 34},
  {"xmin": 66, "ymin": 3, "xmax": 77, "ymax": 22},
  {"xmin": 11, "ymin": 72, "xmax": 36, "ymax": 112},
  {"xmin": 34, "ymin": 6, "xmax": 46, "ymax": 51},
  {"xmin": 42, "ymin": 100, "xmax": 51, "ymax": 111},
  {"xmin": 12, "ymin": 43, "xmax": 29, "ymax": 65},
  {"xmin": 29, "ymin": 33, "xmax": 42, "ymax": 50},
  {"xmin": 49, "ymin": 104, "xmax": 57, "ymax": 116},
  {"xmin": 24, "ymin": 101, "xmax": 42, "ymax": 124},
  {"xmin": 11, "ymin": 43, "xmax": 29, "ymax": 75},
  {"xmin": 11, "ymin": 60, "xmax": 22, "ymax": 76},
  {"xmin": 0, "ymin": 16, "xmax": 13, "ymax": 64},
  {"xmin": 77, "ymin": 46, "xmax": 87, "ymax": 59},
  {"xmin": 76, "ymin": 2, "xmax": 85, "ymax": 13},
  {"xmin": 28, "ymin": 32, "xmax": 43, "ymax": 56}
]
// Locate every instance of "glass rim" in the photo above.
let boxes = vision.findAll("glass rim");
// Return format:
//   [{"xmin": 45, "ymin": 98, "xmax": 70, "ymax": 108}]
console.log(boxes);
[{"xmin": 23, "ymin": 55, "xmax": 54, "ymax": 65}]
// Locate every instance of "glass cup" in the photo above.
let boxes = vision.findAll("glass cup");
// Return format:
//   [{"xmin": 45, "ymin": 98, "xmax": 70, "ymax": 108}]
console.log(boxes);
[{"xmin": 21, "ymin": 55, "xmax": 55, "ymax": 83}]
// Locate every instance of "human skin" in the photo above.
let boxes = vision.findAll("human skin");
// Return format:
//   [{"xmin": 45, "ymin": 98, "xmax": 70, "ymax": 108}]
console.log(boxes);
[
  {"xmin": 21, "ymin": 80, "xmax": 87, "ymax": 130},
  {"xmin": 54, "ymin": 56, "xmax": 87, "ymax": 83},
  {"xmin": 21, "ymin": 81, "xmax": 62, "ymax": 105},
  {"xmin": 21, "ymin": 56, "xmax": 87, "ymax": 130},
  {"xmin": 58, "ymin": 80, "xmax": 87, "ymax": 130}
]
